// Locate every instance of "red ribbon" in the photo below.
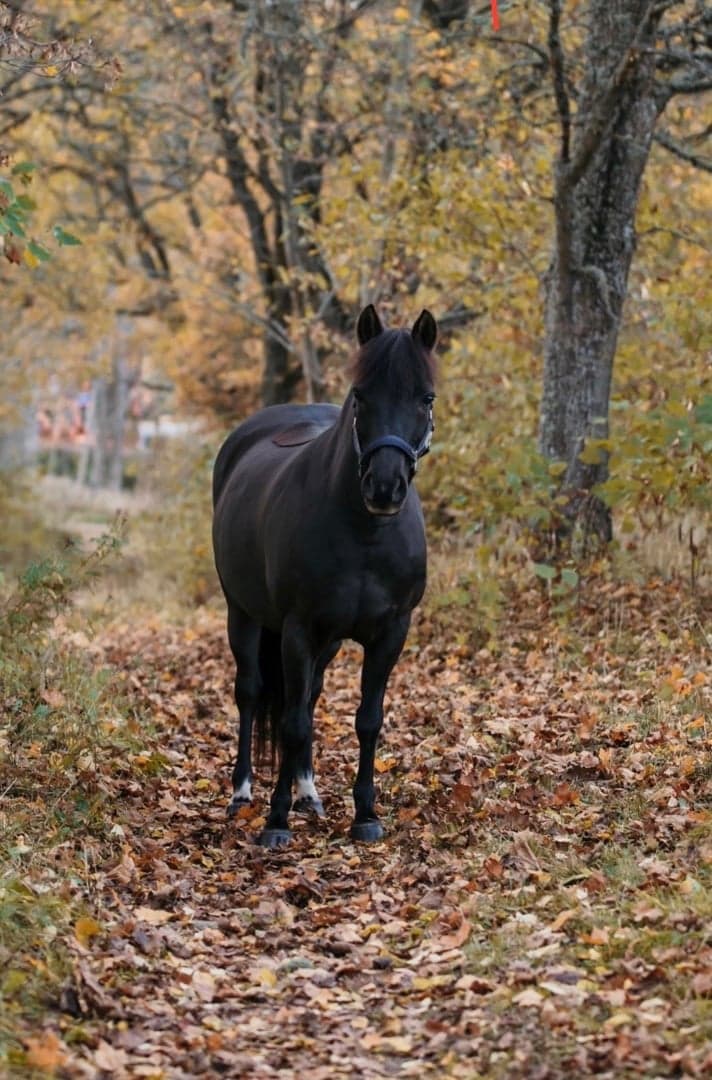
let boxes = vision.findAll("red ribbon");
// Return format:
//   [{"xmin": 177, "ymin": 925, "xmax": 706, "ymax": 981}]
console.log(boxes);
[{"xmin": 491, "ymin": 0, "xmax": 500, "ymax": 30}]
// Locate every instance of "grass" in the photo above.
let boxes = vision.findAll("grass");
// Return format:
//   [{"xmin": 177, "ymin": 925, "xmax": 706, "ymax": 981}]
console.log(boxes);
[{"xmin": 0, "ymin": 524, "xmax": 147, "ymax": 1074}]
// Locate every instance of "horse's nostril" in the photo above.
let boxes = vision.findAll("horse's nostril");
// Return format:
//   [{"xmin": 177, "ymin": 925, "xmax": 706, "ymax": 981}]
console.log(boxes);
[{"xmin": 362, "ymin": 470, "xmax": 408, "ymax": 512}]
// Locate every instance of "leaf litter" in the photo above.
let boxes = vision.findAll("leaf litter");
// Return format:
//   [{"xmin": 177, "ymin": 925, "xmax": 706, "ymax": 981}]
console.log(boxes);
[{"xmin": 19, "ymin": 580, "xmax": 712, "ymax": 1077}]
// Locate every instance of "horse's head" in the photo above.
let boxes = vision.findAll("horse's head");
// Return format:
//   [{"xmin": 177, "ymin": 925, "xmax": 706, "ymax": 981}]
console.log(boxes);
[{"xmin": 351, "ymin": 305, "xmax": 437, "ymax": 516}]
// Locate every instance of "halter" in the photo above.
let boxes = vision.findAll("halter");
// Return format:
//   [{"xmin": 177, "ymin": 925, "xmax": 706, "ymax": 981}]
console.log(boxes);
[{"xmin": 352, "ymin": 402, "xmax": 434, "ymax": 479}]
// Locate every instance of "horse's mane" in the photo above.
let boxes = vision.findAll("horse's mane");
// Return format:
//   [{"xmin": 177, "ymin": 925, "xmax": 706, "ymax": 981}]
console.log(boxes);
[{"xmin": 351, "ymin": 329, "xmax": 436, "ymax": 393}]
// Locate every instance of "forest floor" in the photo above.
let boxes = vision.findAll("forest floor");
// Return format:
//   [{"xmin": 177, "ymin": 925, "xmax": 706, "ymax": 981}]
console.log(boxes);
[{"xmin": 6, "ymin": 570, "xmax": 712, "ymax": 1080}]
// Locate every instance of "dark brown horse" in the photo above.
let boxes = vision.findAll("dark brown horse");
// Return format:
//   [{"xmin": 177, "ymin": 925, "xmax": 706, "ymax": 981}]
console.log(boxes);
[{"xmin": 212, "ymin": 305, "xmax": 437, "ymax": 847}]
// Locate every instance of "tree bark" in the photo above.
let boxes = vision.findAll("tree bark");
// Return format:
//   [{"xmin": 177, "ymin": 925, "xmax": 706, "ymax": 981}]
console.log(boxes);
[{"xmin": 539, "ymin": 0, "xmax": 662, "ymax": 541}]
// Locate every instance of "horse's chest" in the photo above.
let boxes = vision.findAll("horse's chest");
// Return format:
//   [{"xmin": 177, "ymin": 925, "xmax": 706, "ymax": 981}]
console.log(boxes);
[
  {"xmin": 361, "ymin": 550, "xmax": 417, "ymax": 605},
  {"xmin": 313, "ymin": 543, "xmax": 424, "ymax": 639}
]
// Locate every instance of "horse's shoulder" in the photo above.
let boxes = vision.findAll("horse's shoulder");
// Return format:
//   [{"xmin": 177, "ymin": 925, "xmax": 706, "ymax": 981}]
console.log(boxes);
[{"xmin": 213, "ymin": 404, "xmax": 339, "ymax": 506}]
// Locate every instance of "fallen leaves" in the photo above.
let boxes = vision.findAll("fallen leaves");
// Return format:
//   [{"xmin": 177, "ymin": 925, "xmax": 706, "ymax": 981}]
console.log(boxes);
[
  {"xmin": 25, "ymin": 1031, "xmax": 68, "ymax": 1072},
  {"xmin": 133, "ymin": 906, "xmax": 173, "ymax": 926},
  {"xmin": 93, "ymin": 1039, "xmax": 128, "ymax": 1071},
  {"xmin": 361, "ymin": 1032, "xmax": 413, "ymax": 1054},
  {"xmin": 513, "ymin": 987, "xmax": 544, "ymax": 1007},
  {"xmin": 548, "ymin": 908, "xmax": 578, "ymax": 933},
  {"xmin": 579, "ymin": 925, "xmax": 609, "ymax": 945},
  {"xmin": 6, "ymin": 574, "xmax": 710, "ymax": 1079},
  {"xmin": 434, "ymin": 916, "xmax": 472, "ymax": 950},
  {"xmin": 74, "ymin": 916, "xmax": 102, "ymax": 948},
  {"xmin": 192, "ymin": 969, "xmax": 217, "ymax": 1002}
]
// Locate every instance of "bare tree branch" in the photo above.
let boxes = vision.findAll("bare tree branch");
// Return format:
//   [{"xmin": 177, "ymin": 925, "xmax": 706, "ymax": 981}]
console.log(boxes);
[
  {"xmin": 667, "ymin": 73, "xmax": 712, "ymax": 95},
  {"xmin": 654, "ymin": 127, "xmax": 712, "ymax": 172},
  {"xmin": 487, "ymin": 34, "xmax": 549, "ymax": 65},
  {"xmin": 547, "ymin": 0, "xmax": 571, "ymax": 164}
]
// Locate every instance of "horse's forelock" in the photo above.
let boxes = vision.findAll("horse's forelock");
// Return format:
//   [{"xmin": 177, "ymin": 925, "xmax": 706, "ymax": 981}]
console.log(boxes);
[{"xmin": 351, "ymin": 328, "xmax": 436, "ymax": 392}]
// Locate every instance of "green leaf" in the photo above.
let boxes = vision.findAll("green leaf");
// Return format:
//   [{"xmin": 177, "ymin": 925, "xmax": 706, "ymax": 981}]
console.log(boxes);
[
  {"xmin": 560, "ymin": 568, "xmax": 579, "ymax": 589},
  {"xmin": 5, "ymin": 213, "xmax": 26, "ymax": 237},
  {"xmin": 28, "ymin": 240, "xmax": 52, "ymax": 263},
  {"xmin": 0, "ymin": 178, "xmax": 14, "ymax": 200},
  {"xmin": 695, "ymin": 395, "xmax": 712, "ymax": 426},
  {"xmin": 533, "ymin": 562, "xmax": 557, "ymax": 581},
  {"xmin": 52, "ymin": 225, "xmax": 81, "ymax": 246},
  {"xmin": 14, "ymin": 194, "xmax": 36, "ymax": 211},
  {"xmin": 1, "ymin": 969, "xmax": 28, "ymax": 996},
  {"xmin": 11, "ymin": 161, "xmax": 36, "ymax": 176}
]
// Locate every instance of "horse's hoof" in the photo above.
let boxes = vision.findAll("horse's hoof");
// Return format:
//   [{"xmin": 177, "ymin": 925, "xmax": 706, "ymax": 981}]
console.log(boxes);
[
  {"xmin": 293, "ymin": 795, "xmax": 326, "ymax": 818},
  {"xmin": 349, "ymin": 819, "xmax": 384, "ymax": 843},
  {"xmin": 226, "ymin": 795, "xmax": 251, "ymax": 819},
  {"xmin": 255, "ymin": 828, "xmax": 292, "ymax": 848}
]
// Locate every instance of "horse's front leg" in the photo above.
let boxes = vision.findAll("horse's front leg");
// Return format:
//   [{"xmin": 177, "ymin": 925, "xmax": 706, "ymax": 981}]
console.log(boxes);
[
  {"xmin": 293, "ymin": 640, "xmax": 340, "ymax": 819},
  {"xmin": 256, "ymin": 614, "xmax": 315, "ymax": 848},
  {"xmin": 351, "ymin": 616, "xmax": 410, "ymax": 842}
]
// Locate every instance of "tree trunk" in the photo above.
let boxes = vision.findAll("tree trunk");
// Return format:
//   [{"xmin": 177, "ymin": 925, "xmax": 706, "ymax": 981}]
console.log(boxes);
[
  {"xmin": 76, "ymin": 385, "xmax": 97, "ymax": 487},
  {"xmin": 539, "ymin": 0, "xmax": 662, "ymax": 542},
  {"xmin": 206, "ymin": 4, "xmax": 356, "ymax": 407},
  {"xmin": 89, "ymin": 379, "xmax": 108, "ymax": 488},
  {"xmin": 0, "ymin": 405, "xmax": 37, "ymax": 471},
  {"xmin": 262, "ymin": 300, "xmax": 300, "ymax": 406},
  {"xmin": 107, "ymin": 348, "xmax": 130, "ymax": 491}
]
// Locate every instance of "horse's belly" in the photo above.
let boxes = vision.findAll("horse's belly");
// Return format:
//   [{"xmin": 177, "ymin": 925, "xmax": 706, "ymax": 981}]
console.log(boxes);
[
  {"xmin": 215, "ymin": 535, "xmax": 279, "ymax": 629},
  {"xmin": 213, "ymin": 458, "xmax": 284, "ymax": 629}
]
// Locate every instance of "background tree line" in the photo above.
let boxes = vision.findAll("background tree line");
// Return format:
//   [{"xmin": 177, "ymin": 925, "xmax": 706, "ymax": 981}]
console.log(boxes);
[{"xmin": 1, "ymin": 0, "xmax": 710, "ymax": 556}]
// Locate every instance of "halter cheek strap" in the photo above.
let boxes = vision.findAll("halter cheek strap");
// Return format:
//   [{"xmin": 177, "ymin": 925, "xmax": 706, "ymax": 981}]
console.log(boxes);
[{"xmin": 352, "ymin": 409, "xmax": 434, "ymax": 479}]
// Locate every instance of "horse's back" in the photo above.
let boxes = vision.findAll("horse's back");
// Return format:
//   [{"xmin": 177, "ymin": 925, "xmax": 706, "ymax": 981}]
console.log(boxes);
[{"xmin": 212, "ymin": 403, "xmax": 338, "ymax": 509}]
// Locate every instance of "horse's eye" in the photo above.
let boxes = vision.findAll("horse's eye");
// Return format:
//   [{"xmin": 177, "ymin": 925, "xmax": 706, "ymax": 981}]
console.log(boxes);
[{"xmin": 423, "ymin": 393, "xmax": 435, "ymax": 406}]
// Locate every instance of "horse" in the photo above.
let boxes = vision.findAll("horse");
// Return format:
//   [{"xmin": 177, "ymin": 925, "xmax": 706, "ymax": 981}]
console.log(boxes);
[{"xmin": 212, "ymin": 304, "xmax": 437, "ymax": 847}]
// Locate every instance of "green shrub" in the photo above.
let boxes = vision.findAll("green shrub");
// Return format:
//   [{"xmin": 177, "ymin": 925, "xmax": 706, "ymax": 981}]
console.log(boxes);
[
  {"xmin": 134, "ymin": 437, "xmax": 220, "ymax": 609},
  {"xmin": 0, "ymin": 470, "xmax": 69, "ymax": 579},
  {"xmin": 0, "ymin": 524, "xmax": 137, "ymax": 1071}
]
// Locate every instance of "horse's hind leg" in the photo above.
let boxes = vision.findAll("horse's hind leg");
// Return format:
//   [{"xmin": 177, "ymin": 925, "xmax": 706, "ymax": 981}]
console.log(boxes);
[
  {"xmin": 351, "ymin": 616, "xmax": 410, "ymax": 842},
  {"xmin": 226, "ymin": 604, "xmax": 261, "ymax": 818},
  {"xmin": 257, "ymin": 614, "xmax": 314, "ymax": 848},
  {"xmin": 293, "ymin": 640, "xmax": 341, "ymax": 819}
]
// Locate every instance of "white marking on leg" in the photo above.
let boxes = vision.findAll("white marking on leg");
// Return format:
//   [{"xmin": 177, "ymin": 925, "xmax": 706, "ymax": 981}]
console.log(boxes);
[
  {"xmin": 233, "ymin": 778, "xmax": 252, "ymax": 801},
  {"xmin": 296, "ymin": 774, "xmax": 319, "ymax": 801}
]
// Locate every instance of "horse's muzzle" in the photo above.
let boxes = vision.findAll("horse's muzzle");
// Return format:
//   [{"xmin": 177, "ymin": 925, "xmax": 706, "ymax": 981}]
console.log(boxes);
[{"xmin": 361, "ymin": 471, "xmax": 408, "ymax": 516}]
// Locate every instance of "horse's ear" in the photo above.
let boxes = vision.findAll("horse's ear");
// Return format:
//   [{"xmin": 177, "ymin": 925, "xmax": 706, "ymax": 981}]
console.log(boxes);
[
  {"xmin": 357, "ymin": 304, "xmax": 384, "ymax": 345},
  {"xmin": 412, "ymin": 309, "xmax": 437, "ymax": 350}
]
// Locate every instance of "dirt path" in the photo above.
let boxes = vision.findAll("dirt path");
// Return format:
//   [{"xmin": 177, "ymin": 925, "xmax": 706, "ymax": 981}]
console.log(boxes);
[{"xmin": 62, "ymin": 602, "xmax": 711, "ymax": 1079}]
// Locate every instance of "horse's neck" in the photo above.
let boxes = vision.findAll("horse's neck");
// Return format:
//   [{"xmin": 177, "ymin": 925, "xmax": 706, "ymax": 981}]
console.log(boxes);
[{"xmin": 321, "ymin": 404, "xmax": 361, "ymax": 508}]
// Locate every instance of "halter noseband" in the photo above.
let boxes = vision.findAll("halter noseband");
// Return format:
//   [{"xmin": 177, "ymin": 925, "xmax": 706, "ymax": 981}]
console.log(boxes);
[{"xmin": 352, "ymin": 403, "xmax": 434, "ymax": 479}]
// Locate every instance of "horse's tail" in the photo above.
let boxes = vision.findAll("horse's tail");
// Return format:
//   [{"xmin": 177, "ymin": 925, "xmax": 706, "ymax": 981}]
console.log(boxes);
[{"xmin": 255, "ymin": 629, "xmax": 283, "ymax": 768}]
